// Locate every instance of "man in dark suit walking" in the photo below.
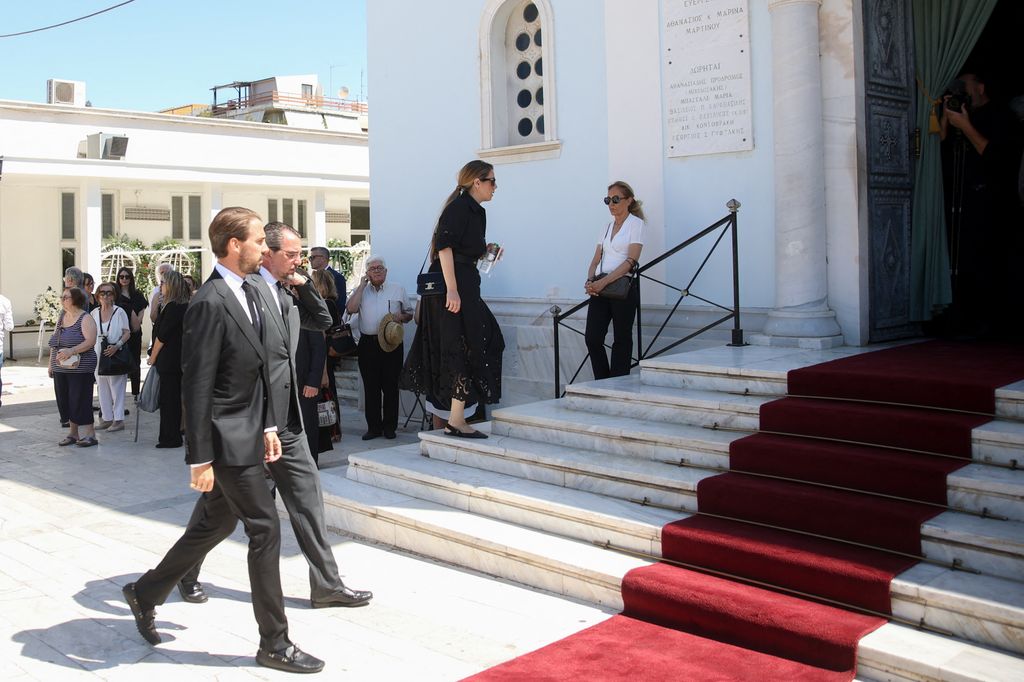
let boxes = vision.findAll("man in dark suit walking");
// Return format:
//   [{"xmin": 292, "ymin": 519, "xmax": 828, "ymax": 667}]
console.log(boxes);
[
  {"xmin": 122, "ymin": 207, "xmax": 324, "ymax": 674},
  {"xmin": 177, "ymin": 221, "xmax": 372, "ymax": 609}
]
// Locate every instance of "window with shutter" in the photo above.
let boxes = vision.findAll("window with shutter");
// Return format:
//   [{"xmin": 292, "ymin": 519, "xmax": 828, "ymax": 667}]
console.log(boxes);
[
  {"xmin": 188, "ymin": 196, "xmax": 202, "ymax": 240},
  {"xmin": 61, "ymin": 192, "xmax": 76, "ymax": 240},
  {"xmin": 171, "ymin": 196, "xmax": 184, "ymax": 239},
  {"xmin": 102, "ymin": 194, "xmax": 115, "ymax": 237}
]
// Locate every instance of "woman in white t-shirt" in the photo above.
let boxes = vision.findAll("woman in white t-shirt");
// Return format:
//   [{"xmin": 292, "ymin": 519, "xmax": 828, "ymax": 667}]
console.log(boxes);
[
  {"xmin": 584, "ymin": 180, "xmax": 645, "ymax": 379},
  {"xmin": 90, "ymin": 281, "xmax": 131, "ymax": 431}
]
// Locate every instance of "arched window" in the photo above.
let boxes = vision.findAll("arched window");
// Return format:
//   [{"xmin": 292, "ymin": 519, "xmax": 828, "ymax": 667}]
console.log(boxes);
[{"xmin": 480, "ymin": 0, "xmax": 560, "ymax": 162}]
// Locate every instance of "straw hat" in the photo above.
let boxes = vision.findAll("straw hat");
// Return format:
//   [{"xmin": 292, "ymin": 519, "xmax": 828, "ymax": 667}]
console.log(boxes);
[{"xmin": 377, "ymin": 312, "xmax": 404, "ymax": 353}]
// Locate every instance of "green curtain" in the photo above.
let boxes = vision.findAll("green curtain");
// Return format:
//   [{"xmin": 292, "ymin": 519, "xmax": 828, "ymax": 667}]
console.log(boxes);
[{"xmin": 909, "ymin": 0, "xmax": 996, "ymax": 321}]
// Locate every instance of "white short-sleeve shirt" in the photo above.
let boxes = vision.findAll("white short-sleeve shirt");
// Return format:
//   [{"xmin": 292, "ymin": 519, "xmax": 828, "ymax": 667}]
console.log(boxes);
[
  {"xmin": 598, "ymin": 214, "xmax": 645, "ymax": 273},
  {"xmin": 357, "ymin": 280, "xmax": 408, "ymax": 335}
]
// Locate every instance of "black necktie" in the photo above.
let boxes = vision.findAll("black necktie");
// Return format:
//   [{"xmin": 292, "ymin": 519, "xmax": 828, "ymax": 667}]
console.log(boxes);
[
  {"xmin": 241, "ymin": 281, "xmax": 262, "ymax": 339},
  {"xmin": 276, "ymin": 281, "xmax": 291, "ymax": 319}
]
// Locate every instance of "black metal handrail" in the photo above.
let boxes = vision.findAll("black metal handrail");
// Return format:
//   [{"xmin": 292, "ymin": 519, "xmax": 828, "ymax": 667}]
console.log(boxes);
[{"xmin": 550, "ymin": 199, "xmax": 744, "ymax": 398}]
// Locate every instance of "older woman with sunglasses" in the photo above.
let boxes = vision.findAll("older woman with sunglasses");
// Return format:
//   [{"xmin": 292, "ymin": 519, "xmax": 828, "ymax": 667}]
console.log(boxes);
[
  {"xmin": 584, "ymin": 180, "xmax": 645, "ymax": 380},
  {"xmin": 91, "ymin": 282, "xmax": 131, "ymax": 431},
  {"xmin": 48, "ymin": 287, "xmax": 100, "ymax": 447}
]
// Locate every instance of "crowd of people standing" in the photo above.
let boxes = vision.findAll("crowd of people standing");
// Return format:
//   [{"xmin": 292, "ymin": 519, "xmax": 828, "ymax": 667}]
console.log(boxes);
[{"xmin": 23, "ymin": 162, "xmax": 646, "ymax": 674}]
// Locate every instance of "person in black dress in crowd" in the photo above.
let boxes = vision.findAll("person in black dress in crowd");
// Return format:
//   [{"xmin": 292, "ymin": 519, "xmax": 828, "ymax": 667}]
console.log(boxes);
[
  {"xmin": 298, "ymin": 269, "xmax": 331, "ymax": 464},
  {"xmin": 115, "ymin": 267, "xmax": 149, "ymax": 398},
  {"xmin": 148, "ymin": 270, "xmax": 189, "ymax": 448},
  {"xmin": 313, "ymin": 269, "xmax": 344, "ymax": 445},
  {"xmin": 402, "ymin": 159, "xmax": 505, "ymax": 438}
]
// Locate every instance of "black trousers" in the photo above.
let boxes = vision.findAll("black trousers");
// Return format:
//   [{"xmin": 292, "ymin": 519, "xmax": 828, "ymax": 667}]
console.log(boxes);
[
  {"xmin": 134, "ymin": 461, "xmax": 290, "ymax": 652},
  {"xmin": 157, "ymin": 371, "xmax": 182, "ymax": 447},
  {"xmin": 182, "ymin": 427, "xmax": 346, "ymax": 600},
  {"xmin": 128, "ymin": 330, "xmax": 143, "ymax": 395},
  {"xmin": 584, "ymin": 286, "xmax": 638, "ymax": 380},
  {"xmin": 357, "ymin": 334, "xmax": 403, "ymax": 433}
]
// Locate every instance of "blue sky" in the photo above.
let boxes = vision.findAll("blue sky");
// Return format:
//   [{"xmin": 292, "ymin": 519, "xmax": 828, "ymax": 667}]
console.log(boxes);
[{"xmin": 0, "ymin": 0, "xmax": 368, "ymax": 112}]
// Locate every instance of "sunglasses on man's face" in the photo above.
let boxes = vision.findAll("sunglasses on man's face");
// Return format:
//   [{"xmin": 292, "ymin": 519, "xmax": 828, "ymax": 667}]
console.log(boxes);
[{"xmin": 604, "ymin": 195, "xmax": 627, "ymax": 205}]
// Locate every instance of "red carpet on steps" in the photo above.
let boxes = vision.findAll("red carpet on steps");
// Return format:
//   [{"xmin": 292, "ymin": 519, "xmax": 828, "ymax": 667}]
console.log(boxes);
[
  {"xmin": 465, "ymin": 615, "xmax": 856, "ymax": 682},
  {"xmin": 464, "ymin": 340, "xmax": 1024, "ymax": 681}
]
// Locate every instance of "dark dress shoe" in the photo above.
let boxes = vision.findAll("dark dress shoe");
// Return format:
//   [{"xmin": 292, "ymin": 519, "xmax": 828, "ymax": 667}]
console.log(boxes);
[
  {"xmin": 444, "ymin": 426, "xmax": 488, "ymax": 439},
  {"xmin": 122, "ymin": 583, "xmax": 161, "ymax": 645},
  {"xmin": 383, "ymin": 430, "xmax": 396, "ymax": 439},
  {"xmin": 311, "ymin": 586, "xmax": 373, "ymax": 608},
  {"xmin": 256, "ymin": 644, "xmax": 325, "ymax": 674},
  {"xmin": 177, "ymin": 579, "xmax": 208, "ymax": 604},
  {"xmin": 155, "ymin": 442, "xmax": 182, "ymax": 448},
  {"xmin": 361, "ymin": 431, "xmax": 381, "ymax": 441}
]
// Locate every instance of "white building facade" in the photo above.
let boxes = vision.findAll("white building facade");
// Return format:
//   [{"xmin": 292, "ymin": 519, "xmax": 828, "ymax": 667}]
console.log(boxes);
[
  {"xmin": 367, "ymin": 0, "xmax": 941, "ymax": 399},
  {"xmin": 0, "ymin": 99, "xmax": 370, "ymax": 353}
]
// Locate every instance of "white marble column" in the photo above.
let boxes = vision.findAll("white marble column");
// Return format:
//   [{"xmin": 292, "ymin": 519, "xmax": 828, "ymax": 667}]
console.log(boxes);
[
  {"xmin": 312, "ymin": 190, "xmax": 327, "ymax": 248},
  {"xmin": 200, "ymin": 186, "xmax": 223, "ymax": 279},
  {"xmin": 78, "ymin": 179, "xmax": 102, "ymax": 280},
  {"xmin": 760, "ymin": 0, "xmax": 842, "ymax": 346}
]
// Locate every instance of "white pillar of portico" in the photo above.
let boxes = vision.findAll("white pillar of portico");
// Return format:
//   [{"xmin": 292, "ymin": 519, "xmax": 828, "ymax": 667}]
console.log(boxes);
[
  {"xmin": 78, "ymin": 179, "xmax": 102, "ymax": 280},
  {"xmin": 312, "ymin": 190, "xmax": 327, "ymax": 248},
  {"xmin": 200, "ymin": 186, "xmax": 223, "ymax": 279},
  {"xmin": 760, "ymin": 0, "xmax": 842, "ymax": 345}
]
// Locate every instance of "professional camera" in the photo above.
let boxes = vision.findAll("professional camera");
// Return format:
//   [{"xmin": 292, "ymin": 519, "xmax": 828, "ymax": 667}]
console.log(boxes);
[{"xmin": 944, "ymin": 79, "xmax": 971, "ymax": 113}]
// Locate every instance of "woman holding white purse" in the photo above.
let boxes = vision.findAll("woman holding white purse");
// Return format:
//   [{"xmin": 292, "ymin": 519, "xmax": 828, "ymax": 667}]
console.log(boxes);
[{"xmin": 49, "ymin": 287, "xmax": 99, "ymax": 447}]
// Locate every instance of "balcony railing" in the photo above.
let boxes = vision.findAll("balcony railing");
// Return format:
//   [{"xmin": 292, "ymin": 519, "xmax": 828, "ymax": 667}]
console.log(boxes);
[{"xmin": 211, "ymin": 90, "xmax": 368, "ymax": 117}]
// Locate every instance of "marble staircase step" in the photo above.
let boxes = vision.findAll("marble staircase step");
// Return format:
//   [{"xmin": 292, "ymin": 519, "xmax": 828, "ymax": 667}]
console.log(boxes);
[
  {"xmin": 974, "ymin": 419, "xmax": 1024, "ymax": 468},
  {"xmin": 489, "ymin": 399, "xmax": 739, "ymax": 469},
  {"xmin": 347, "ymin": 444, "xmax": 679, "ymax": 555},
  {"xmin": 320, "ymin": 471, "xmax": 648, "ymax": 609},
  {"xmin": 921, "ymin": 511, "xmax": 1024, "ymax": 584},
  {"xmin": 319, "ymin": 466, "xmax": 1024, "ymax": 673},
  {"xmin": 996, "ymin": 380, "xmax": 1024, "ymax": 421},
  {"xmin": 857, "ymin": 622, "xmax": 1024, "ymax": 682},
  {"xmin": 418, "ymin": 428, "xmax": 711, "ymax": 511},
  {"xmin": 892, "ymin": 562, "xmax": 1024, "ymax": 656},
  {"xmin": 563, "ymin": 375, "xmax": 768, "ymax": 429},
  {"xmin": 948, "ymin": 462, "xmax": 1024, "ymax": 523}
]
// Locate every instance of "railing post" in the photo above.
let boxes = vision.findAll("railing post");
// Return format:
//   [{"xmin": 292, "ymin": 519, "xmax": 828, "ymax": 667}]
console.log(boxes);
[
  {"xmin": 634, "ymin": 276, "xmax": 643, "ymax": 364},
  {"xmin": 727, "ymin": 198, "xmax": 745, "ymax": 346},
  {"xmin": 550, "ymin": 305, "xmax": 562, "ymax": 398}
]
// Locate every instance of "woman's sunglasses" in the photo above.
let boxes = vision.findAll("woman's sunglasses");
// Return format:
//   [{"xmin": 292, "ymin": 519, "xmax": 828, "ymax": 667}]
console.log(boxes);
[{"xmin": 603, "ymin": 195, "xmax": 627, "ymax": 205}]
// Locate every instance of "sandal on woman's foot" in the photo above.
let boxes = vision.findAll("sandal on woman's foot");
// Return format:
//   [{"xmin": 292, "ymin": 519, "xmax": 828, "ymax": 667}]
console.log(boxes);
[
  {"xmin": 444, "ymin": 426, "xmax": 488, "ymax": 439},
  {"xmin": 58, "ymin": 436, "xmax": 79, "ymax": 446},
  {"xmin": 76, "ymin": 436, "xmax": 99, "ymax": 448}
]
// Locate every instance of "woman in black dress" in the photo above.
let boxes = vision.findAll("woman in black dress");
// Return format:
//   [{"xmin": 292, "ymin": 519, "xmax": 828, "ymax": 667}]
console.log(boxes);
[
  {"xmin": 148, "ymin": 270, "xmax": 189, "ymax": 448},
  {"xmin": 402, "ymin": 160, "xmax": 504, "ymax": 438},
  {"xmin": 115, "ymin": 267, "xmax": 148, "ymax": 397}
]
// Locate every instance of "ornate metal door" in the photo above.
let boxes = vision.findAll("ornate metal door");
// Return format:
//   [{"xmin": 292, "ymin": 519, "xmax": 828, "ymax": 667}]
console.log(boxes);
[{"xmin": 864, "ymin": 0, "xmax": 919, "ymax": 341}]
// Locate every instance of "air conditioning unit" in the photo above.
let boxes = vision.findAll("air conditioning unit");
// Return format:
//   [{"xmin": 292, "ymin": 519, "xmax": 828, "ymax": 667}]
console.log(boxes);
[
  {"xmin": 47, "ymin": 79, "xmax": 86, "ymax": 107},
  {"xmin": 86, "ymin": 133, "xmax": 129, "ymax": 160}
]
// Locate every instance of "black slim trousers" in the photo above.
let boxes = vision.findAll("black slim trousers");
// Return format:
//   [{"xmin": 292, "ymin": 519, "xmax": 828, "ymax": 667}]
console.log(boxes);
[
  {"xmin": 584, "ymin": 285, "xmax": 638, "ymax": 380},
  {"xmin": 357, "ymin": 334, "xmax": 403, "ymax": 434}
]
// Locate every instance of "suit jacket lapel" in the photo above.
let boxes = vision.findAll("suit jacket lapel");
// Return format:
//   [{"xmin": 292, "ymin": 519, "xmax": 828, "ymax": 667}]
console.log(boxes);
[
  {"xmin": 251, "ymin": 275, "xmax": 289, "ymax": 343},
  {"xmin": 211, "ymin": 276, "xmax": 265, "ymax": 357}
]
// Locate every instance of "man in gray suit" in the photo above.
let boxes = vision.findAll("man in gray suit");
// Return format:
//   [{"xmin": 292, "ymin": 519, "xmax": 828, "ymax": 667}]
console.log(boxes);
[
  {"xmin": 122, "ymin": 207, "xmax": 325, "ymax": 673},
  {"xmin": 178, "ymin": 221, "xmax": 372, "ymax": 610}
]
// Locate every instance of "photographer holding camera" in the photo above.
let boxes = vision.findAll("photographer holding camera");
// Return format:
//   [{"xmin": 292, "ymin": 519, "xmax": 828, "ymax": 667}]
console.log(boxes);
[{"xmin": 937, "ymin": 71, "xmax": 1021, "ymax": 339}]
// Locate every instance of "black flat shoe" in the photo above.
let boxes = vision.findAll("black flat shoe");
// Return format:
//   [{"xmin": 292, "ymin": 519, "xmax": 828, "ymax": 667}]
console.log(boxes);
[
  {"xmin": 383, "ymin": 430, "xmax": 396, "ymax": 439},
  {"xmin": 177, "ymin": 580, "xmax": 208, "ymax": 604},
  {"xmin": 155, "ymin": 442, "xmax": 182, "ymax": 449},
  {"xmin": 256, "ymin": 644, "xmax": 325, "ymax": 674},
  {"xmin": 122, "ymin": 583, "xmax": 161, "ymax": 645},
  {"xmin": 311, "ymin": 586, "xmax": 373, "ymax": 608},
  {"xmin": 361, "ymin": 431, "xmax": 381, "ymax": 441},
  {"xmin": 444, "ymin": 426, "xmax": 488, "ymax": 439}
]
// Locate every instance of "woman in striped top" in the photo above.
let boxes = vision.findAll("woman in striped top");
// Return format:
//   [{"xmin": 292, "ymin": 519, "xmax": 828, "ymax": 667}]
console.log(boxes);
[{"xmin": 49, "ymin": 287, "xmax": 99, "ymax": 447}]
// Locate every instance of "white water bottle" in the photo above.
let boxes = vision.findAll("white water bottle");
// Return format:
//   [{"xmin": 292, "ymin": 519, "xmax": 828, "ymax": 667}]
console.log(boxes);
[{"xmin": 479, "ymin": 242, "xmax": 500, "ymax": 275}]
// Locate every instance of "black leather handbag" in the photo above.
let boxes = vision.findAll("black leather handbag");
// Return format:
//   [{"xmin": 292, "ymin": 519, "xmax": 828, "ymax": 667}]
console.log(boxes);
[
  {"xmin": 593, "ymin": 271, "xmax": 633, "ymax": 300},
  {"xmin": 416, "ymin": 251, "xmax": 446, "ymax": 296}
]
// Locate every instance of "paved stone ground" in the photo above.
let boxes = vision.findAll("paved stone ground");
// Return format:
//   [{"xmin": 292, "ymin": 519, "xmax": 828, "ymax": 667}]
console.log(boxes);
[{"xmin": 0, "ymin": 361, "xmax": 612, "ymax": 680}]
